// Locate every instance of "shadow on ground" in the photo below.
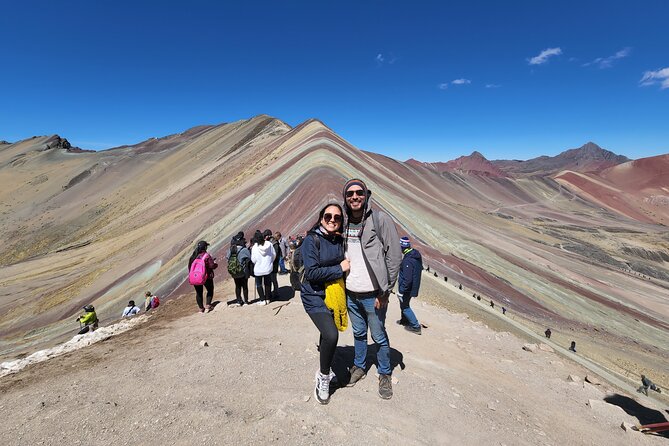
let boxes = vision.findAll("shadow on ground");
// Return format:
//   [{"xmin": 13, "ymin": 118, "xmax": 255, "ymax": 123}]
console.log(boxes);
[
  {"xmin": 604, "ymin": 394, "xmax": 669, "ymax": 438},
  {"xmin": 328, "ymin": 345, "xmax": 405, "ymax": 394}
]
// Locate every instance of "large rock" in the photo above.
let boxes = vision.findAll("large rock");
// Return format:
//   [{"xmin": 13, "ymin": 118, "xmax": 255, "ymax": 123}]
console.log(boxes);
[{"xmin": 585, "ymin": 375, "xmax": 602, "ymax": 385}]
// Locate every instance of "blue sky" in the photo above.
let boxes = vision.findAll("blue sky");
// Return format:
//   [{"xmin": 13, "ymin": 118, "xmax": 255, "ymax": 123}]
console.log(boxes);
[{"xmin": 1, "ymin": 0, "xmax": 667, "ymax": 161}]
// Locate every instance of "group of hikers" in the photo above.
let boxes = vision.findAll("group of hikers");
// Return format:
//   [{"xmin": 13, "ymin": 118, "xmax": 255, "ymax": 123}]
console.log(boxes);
[
  {"xmin": 74, "ymin": 176, "xmax": 662, "ymax": 405},
  {"xmin": 186, "ymin": 178, "xmax": 424, "ymax": 403}
]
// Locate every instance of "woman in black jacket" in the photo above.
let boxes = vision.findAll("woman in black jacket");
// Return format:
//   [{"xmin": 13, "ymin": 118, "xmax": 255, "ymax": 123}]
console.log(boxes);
[{"xmin": 301, "ymin": 203, "xmax": 349, "ymax": 404}]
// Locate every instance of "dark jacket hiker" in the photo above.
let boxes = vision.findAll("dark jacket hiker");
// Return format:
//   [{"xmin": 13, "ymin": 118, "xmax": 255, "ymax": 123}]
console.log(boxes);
[
  {"xmin": 300, "ymin": 228, "xmax": 345, "ymax": 315},
  {"xmin": 398, "ymin": 248, "xmax": 423, "ymax": 297}
]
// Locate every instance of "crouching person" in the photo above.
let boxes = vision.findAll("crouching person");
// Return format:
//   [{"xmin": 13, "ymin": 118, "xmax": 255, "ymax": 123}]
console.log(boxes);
[{"xmin": 76, "ymin": 305, "xmax": 98, "ymax": 334}]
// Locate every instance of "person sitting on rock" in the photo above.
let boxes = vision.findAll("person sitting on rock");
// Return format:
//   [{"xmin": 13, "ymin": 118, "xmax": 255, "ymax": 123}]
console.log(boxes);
[
  {"xmin": 76, "ymin": 305, "xmax": 98, "ymax": 334},
  {"xmin": 637, "ymin": 374, "xmax": 662, "ymax": 395},
  {"xmin": 122, "ymin": 300, "xmax": 140, "ymax": 318},
  {"xmin": 569, "ymin": 341, "xmax": 576, "ymax": 353}
]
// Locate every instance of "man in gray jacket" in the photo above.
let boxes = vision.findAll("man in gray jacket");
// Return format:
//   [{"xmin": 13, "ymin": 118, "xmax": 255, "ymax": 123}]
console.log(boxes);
[{"xmin": 342, "ymin": 178, "xmax": 401, "ymax": 399}]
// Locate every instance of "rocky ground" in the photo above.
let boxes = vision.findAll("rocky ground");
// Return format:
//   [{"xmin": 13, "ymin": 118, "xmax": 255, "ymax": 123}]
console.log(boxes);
[{"xmin": 0, "ymin": 274, "xmax": 667, "ymax": 446}]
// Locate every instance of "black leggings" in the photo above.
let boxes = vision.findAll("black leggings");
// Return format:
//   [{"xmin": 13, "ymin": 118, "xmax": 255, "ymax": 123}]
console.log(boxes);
[
  {"xmin": 234, "ymin": 277, "xmax": 249, "ymax": 302},
  {"xmin": 308, "ymin": 311, "xmax": 339, "ymax": 375},
  {"xmin": 194, "ymin": 278, "xmax": 214, "ymax": 309},
  {"xmin": 255, "ymin": 275, "xmax": 272, "ymax": 301}
]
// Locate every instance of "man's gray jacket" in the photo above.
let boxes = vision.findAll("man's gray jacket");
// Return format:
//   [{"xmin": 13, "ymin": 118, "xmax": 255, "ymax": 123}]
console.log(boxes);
[{"xmin": 357, "ymin": 207, "xmax": 402, "ymax": 295}]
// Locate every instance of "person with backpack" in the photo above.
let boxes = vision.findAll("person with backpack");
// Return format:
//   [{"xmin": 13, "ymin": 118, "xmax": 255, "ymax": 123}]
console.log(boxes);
[
  {"xmin": 226, "ymin": 231, "xmax": 251, "ymax": 306},
  {"xmin": 251, "ymin": 231, "xmax": 275, "ymax": 305},
  {"xmin": 144, "ymin": 291, "xmax": 160, "ymax": 311},
  {"xmin": 122, "ymin": 300, "xmax": 141, "ymax": 317},
  {"xmin": 278, "ymin": 232, "xmax": 290, "ymax": 274},
  {"xmin": 76, "ymin": 305, "xmax": 98, "ymax": 334},
  {"xmin": 301, "ymin": 203, "xmax": 349, "ymax": 404},
  {"xmin": 188, "ymin": 240, "xmax": 218, "ymax": 313}
]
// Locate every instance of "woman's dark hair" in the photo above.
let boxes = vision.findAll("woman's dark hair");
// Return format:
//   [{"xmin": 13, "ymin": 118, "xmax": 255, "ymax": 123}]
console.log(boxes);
[
  {"xmin": 252, "ymin": 230, "xmax": 264, "ymax": 246},
  {"xmin": 189, "ymin": 240, "xmax": 209, "ymax": 267},
  {"xmin": 313, "ymin": 203, "xmax": 344, "ymax": 231}
]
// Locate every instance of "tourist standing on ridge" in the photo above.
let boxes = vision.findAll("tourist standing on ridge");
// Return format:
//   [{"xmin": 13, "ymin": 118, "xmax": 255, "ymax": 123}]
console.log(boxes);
[
  {"xmin": 569, "ymin": 341, "xmax": 577, "ymax": 352},
  {"xmin": 267, "ymin": 230, "xmax": 281, "ymax": 299},
  {"xmin": 251, "ymin": 231, "xmax": 275, "ymax": 305},
  {"xmin": 122, "ymin": 300, "xmax": 140, "ymax": 317},
  {"xmin": 301, "ymin": 203, "xmax": 349, "ymax": 404},
  {"xmin": 342, "ymin": 178, "xmax": 401, "ymax": 400},
  {"xmin": 545, "ymin": 328, "xmax": 552, "ymax": 339},
  {"xmin": 188, "ymin": 240, "xmax": 218, "ymax": 313},
  {"xmin": 277, "ymin": 232, "xmax": 290, "ymax": 274},
  {"xmin": 397, "ymin": 236, "xmax": 423, "ymax": 335},
  {"xmin": 226, "ymin": 232, "xmax": 251, "ymax": 306}
]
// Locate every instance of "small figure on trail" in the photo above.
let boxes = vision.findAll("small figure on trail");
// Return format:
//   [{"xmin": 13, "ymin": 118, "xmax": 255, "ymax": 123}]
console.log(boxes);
[
  {"xmin": 426, "ymin": 265, "xmax": 430, "ymax": 272},
  {"xmin": 458, "ymin": 284, "xmax": 463, "ymax": 290},
  {"xmin": 434, "ymin": 272, "xmax": 438, "ymax": 277},
  {"xmin": 301, "ymin": 203, "xmax": 348, "ymax": 405},
  {"xmin": 188, "ymin": 240, "xmax": 218, "ymax": 313},
  {"xmin": 397, "ymin": 236, "xmax": 423, "ymax": 335},
  {"xmin": 144, "ymin": 291, "xmax": 159, "ymax": 311},
  {"xmin": 490, "ymin": 300, "xmax": 494, "ymax": 308},
  {"xmin": 476, "ymin": 295, "xmax": 481, "ymax": 301},
  {"xmin": 444, "ymin": 276, "xmax": 447, "ymax": 282},
  {"xmin": 277, "ymin": 232, "xmax": 290, "ymax": 275},
  {"xmin": 502, "ymin": 306, "xmax": 506, "ymax": 315},
  {"xmin": 268, "ymin": 230, "xmax": 281, "ymax": 299},
  {"xmin": 76, "ymin": 305, "xmax": 98, "ymax": 334},
  {"xmin": 637, "ymin": 374, "xmax": 662, "ymax": 396},
  {"xmin": 122, "ymin": 300, "xmax": 140, "ymax": 318},
  {"xmin": 544, "ymin": 328, "xmax": 552, "ymax": 339},
  {"xmin": 569, "ymin": 341, "xmax": 577, "ymax": 352}
]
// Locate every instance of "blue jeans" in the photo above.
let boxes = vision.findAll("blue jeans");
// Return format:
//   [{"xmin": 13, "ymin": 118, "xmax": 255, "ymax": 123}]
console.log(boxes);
[
  {"xmin": 279, "ymin": 256, "xmax": 288, "ymax": 273},
  {"xmin": 398, "ymin": 293, "xmax": 420, "ymax": 328},
  {"xmin": 347, "ymin": 293, "xmax": 391, "ymax": 375}
]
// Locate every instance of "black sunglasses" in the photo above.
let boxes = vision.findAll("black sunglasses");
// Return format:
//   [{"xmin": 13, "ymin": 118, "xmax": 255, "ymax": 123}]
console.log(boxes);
[
  {"xmin": 323, "ymin": 213, "xmax": 342, "ymax": 223},
  {"xmin": 345, "ymin": 190, "xmax": 366, "ymax": 197}
]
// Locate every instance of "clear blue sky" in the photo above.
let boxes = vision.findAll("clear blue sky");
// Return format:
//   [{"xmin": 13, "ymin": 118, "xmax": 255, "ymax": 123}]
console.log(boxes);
[{"xmin": 1, "ymin": 0, "xmax": 667, "ymax": 161}]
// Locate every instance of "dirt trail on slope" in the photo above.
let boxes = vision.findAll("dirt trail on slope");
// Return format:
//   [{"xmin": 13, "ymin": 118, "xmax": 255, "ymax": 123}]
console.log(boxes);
[{"xmin": 0, "ymin": 274, "xmax": 667, "ymax": 446}]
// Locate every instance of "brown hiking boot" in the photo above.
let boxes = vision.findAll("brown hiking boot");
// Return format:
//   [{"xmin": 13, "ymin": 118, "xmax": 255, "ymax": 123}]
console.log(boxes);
[
  {"xmin": 347, "ymin": 366, "xmax": 366, "ymax": 387},
  {"xmin": 378, "ymin": 374, "xmax": 393, "ymax": 399}
]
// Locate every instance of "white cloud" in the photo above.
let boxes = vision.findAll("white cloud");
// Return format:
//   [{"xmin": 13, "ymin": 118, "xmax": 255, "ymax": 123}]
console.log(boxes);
[
  {"xmin": 528, "ymin": 47, "xmax": 562, "ymax": 65},
  {"xmin": 375, "ymin": 53, "xmax": 385, "ymax": 63},
  {"xmin": 438, "ymin": 83, "xmax": 449, "ymax": 90},
  {"xmin": 640, "ymin": 67, "xmax": 669, "ymax": 90},
  {"xmin": 583, "ymin": 47, "xmax": 631, "ymax": 68},
  {"xmin": 485, "ymin": 84, "xmax": 500, "ymax": 88},
  {"xmin": 451, "ymin": 78, "xmax": 471, "ymax": 85}
]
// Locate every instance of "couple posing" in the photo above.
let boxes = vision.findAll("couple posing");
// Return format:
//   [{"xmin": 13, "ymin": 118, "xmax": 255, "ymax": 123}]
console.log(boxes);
[{"xmin": 301, "ymin": 178, "xmax": 401, "ymax": 404}]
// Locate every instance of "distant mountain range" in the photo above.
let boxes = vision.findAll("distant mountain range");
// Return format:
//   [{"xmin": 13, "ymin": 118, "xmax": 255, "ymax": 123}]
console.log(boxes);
[
  {"xmin": 408, "ymin": 142, "xmax": 630, "ymax": 177},
  {"xmin": 1, "ymin": 115, "xmax": 667, "ymax": 362}
]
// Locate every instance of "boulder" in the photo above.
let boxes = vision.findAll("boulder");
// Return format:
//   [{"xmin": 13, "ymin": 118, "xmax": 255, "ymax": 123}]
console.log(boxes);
[
  {"xmin": 585, "ymin": 375, "xmax": 602, "ymax": 385},
  {"xmin": 200, "ymin": 340, "xmax": 209, "ymax": 347},
  {"xmin": 522, "ymin": 343, "xmax": 538, "ymax": 352},
  {"xmin": 620, "ymin": 421, "xmax": 637, "ymax": 433}
]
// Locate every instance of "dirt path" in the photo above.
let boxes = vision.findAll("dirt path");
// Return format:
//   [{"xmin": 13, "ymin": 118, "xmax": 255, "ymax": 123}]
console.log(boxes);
[{"xmin": 0, "ymin": 274, "xmax": 667, "ymax": 445}]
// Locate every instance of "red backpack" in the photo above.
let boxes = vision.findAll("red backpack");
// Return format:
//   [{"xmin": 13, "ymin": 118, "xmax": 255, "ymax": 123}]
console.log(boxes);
[
  {"xmin": 151, "ymin": 295, "xmax": 160, "ymax": 308},
  {"xmin": 189, "ymin": 253, "xmax": 210, "ymax": 285}
]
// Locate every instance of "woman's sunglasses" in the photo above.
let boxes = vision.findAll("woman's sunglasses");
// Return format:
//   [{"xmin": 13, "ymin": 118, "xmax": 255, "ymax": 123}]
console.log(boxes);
[
  {"xmin": 345, "ymin": 190, "xmax": 366, "ymax": 197},
  {"xmin": 323, "ymin": 213, "xmax": 342, "ymax": 223}
]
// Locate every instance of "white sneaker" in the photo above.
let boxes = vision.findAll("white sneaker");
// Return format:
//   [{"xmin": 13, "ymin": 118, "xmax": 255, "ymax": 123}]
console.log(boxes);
[{"xmin": 314, "ymin": 370, "xmax": 335, "ymax": 404}]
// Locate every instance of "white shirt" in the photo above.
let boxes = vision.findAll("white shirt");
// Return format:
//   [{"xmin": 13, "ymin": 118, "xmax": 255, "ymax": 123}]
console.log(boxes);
[
  {"xmin": 345, "ymin": 222, "xmax": 378, "ymax": 293},
  {"xmin": 251, "ymin": 241, "xmax": 276, "ymax": 276},
  {"xmin": 122, "ymin": 306, "xmax": 140, "ymax": 317}
]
